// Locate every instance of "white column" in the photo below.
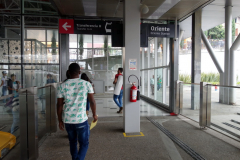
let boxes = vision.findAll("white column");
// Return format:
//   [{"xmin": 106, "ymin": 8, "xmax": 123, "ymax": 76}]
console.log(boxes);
[
  {"xmin": 147, "ymin": 41, "xmax": 150, "ymax": 97},
  {"xmin": 123, "ymin": 0, "xmax": 140, "ymax": 133},
  {"xmin": 141, "ymin": 49, "xmax": 144, "ymax": 95},
  {"xmin": 224, "ymin": 1, "xmax": 232, "ymax": 104},
  {"xmin": 162, "ymin": 38, "xmax": 167, "ymax": 103},
  {"xmin": 154, "ymin": 38, "xmax": 158, "ymax": 100}
]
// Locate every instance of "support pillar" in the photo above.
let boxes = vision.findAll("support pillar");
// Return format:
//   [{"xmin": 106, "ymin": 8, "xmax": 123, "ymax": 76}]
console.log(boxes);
[
  {"xmin": 162, "ymin": 38, "xmax": 167, "ymax": 103},
  {"xmin": 154, "ymin": 38, "xmax": 158, "ymax": 100},
  {"xmin": 224, "ymin": 0, "xmax": 232, "ymax": 103},
  {"xmin": 123, "ymin": 0, "xmax": 140, "ymax": 133},
  {"xmin": 59, "ymin": 34, "xmax": 69, "ymax": 81},
  {"xmin": 229, "ymin": 33, "xmax": 240, "ymax": 104},
  {"xmin": 191, "ymin": 9, "xmax": 202, "ymax": 110},
  {"xmin": 169, "ymin": 18, "xmax": 179, "ymax": 113},
  {"xmin": 141, "ymin": 49, "xmax": 144, "ymax": 94}
]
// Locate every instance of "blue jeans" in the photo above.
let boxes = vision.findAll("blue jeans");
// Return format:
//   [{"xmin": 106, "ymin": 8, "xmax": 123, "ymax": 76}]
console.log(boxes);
[
  {"xmin": 65, "ymin": 121, "xmax": 90, "ymax": 160},
  {"xmin": 86, "ymin": 98, "xmax": 90, "ymax": 111},
  {"xmin": 113, "ymin": 89, "xmax": 123, "ymax": 108},
  {"xmin": 11, "ymin": 110, "xmax": 19, "ymax": 134},
  {"xmin": 2, "ymin": 86, "xmax": 7, "ymax": 103}
]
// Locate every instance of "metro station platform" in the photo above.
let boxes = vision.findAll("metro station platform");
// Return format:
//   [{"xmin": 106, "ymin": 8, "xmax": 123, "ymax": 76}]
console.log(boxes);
[{"xmin": 37, "ymin": 100, "xmax": 240, "ymax": 160}]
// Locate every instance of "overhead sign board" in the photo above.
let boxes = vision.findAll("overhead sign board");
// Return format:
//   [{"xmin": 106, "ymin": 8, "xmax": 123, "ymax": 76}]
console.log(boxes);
[
  {"xmin": 147, "ymin": 24, "xmax": 178, "ymax": 38},
  {"xmin": 74, "ymin": 20, "xmax": 113, "ymax": 35},
  {"xmin": 59, "ymin": 19, "xmax": 74, "ymax": 34}
]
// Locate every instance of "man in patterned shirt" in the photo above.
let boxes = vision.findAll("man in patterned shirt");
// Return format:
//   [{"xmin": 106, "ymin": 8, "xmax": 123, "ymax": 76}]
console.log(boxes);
[{"xmin": 57, "ymin": 63, "xmax": 97, "ymax": 160}]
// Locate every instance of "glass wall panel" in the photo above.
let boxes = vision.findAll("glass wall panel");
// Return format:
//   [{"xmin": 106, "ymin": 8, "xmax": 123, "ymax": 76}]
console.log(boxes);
[
  {"xmin": 69, "ymin": 49, "xmax": 78, "ymax": 63},
  {"xmin": 27, "ymin": 30, "xmax": 45, "ymax": 42},
  {"xmin": 23, "ymin": 0, "xmax": 58, "ymax": 15},
  {"xmin": 140, "ymin": 37, "xmax": 169, "ymax": 106},
  {"xmin": 69, "ymin": 34, "xmax": 122, "ymax": 93},
  {"xmin": 23, "ymin": 65, "xmax": 59, "ymax": 88},
  {"xmin": 156, "ymin": 38, "xmax": 163, "ymax": 66},
  {"xmin": 108, "ymin": 71, "xmax": 117, "ymax": 92},
  {"xmin": 92, "ymin": 71, "xmax": 108, "ymax": 92},
  {"xmin": 47, "ymin": 30, "xmax": 59, "ymax": 63},
  {"xmin": 93, "ymin": 56, "xmax": 107, "ymax": 70},
  {"xmin": 78, "ymin": 34, "xmax": 92, "ymax": 48},
  {"xmin": 143, "ymin": 70, "xmax": 148, "ymax": 96},
  {"xmin": 69, "ymin": 34, "xmax": 78, "ymax": 48},
  {"xmin": 155, "ymin": 68, "xmax": 163, "ymax": 102},
  {"xmin": 79, "ymin": 49, "xmax": 93, "ymax": 60},
  {"xmin": 144, "ymin": 48, "xmax": 148, "ymax": 69},
  {"xmin": 149, "ymin": 39, "xmax": 155, "ymax": 68},
  {"xmin": 108, "ymin": 49, "xmax": 122, "ymax": 70},
  {"xmin": 93, "ymin": 35, "xmax": 111, "ymax": 49},
  {"xmin": 0, "ymin": 1, "xmax": 20, "ymax": 14},
  {"xmin": 0, "ymin": 65, "xmax": 22, "ymax": 83}
]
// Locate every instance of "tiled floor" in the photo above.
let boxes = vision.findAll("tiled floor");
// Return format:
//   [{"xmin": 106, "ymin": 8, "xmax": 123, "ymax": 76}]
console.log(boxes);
[{"xmin": 88, "ymin": 97, "xmax": 169, "ymax": 117}]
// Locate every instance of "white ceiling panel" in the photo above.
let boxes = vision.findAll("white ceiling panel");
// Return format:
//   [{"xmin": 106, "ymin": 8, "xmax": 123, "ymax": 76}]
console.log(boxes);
[{"xmin": 180, "ymin": 0, "xmax": 240, "ymax": 40}]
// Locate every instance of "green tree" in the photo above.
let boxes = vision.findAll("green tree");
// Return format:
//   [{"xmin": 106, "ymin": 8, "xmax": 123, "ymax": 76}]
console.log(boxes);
[
  {"xmin": 232, "ymin": 19, "xmax": 236, "ymax": 42},
  {"xmin": 180, "ymin": 40, "xmax": 184, "ymax": 49},
  {"xmin": 104, "ymin": 35, "xmax": 108, "ymax": 55},
  {"xmin": 204, "ymin": 24, "xmax": 225, "ymax": 39},
  {"xmin": 51, "ymin": 31, "xmax": 57, "ymax": 55},
  {"xmin": 79, "ymin": 35, "xmax": 84, "ymax": 58}
]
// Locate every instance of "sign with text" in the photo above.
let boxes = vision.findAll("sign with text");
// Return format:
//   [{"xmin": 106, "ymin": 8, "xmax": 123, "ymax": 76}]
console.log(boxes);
[
  {"xmin": 148, "ymin": 24, "xmax": 178, "ymax": 38},
  {"xmin": 59, "ymin": 19, "xmax": 74, "ymax": 34},
  {"xmin": 74, "ymin": 20, "xmax": 113, "ymax": 35},
  {"xmin": 129, "ymin": 59, "xmax": 137, "ymax": 70}
]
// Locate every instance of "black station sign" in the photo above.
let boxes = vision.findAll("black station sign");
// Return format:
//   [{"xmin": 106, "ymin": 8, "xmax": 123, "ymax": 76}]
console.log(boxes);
[
  {"xmin": 74, "ymin": 20, "xmax": 113, "ymax": 35},
  {"xmin": 147, "ymin": 24, "xmax": 178, "ymax": 38}
]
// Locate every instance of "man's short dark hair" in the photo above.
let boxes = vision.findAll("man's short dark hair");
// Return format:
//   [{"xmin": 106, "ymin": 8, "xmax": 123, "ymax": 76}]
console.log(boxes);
[
  {"xmin": 11, "ymin": 74, "xmax": 16, "ymax": 78},
  {"xmin": 118, "ymin": 68, "xmax": 123, "ymax": 73},
  {"xmin": 68, "ymin": 63, "xmax": 80, "ymax": 77}
]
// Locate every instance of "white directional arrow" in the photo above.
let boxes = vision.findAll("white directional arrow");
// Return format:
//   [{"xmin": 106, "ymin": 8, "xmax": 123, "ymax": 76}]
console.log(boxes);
[{"xmin": 62, "ymin": 22, "xmax": 71, "ymax": 31}]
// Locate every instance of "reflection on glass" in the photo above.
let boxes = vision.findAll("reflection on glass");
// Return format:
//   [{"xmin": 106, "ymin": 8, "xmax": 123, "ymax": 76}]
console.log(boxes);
[
  {"xmin": 157, "ymin": 38, "xmax": 163, "ymax": 67},
  {"xmin": 23, "ymin": 65, "xmax": 59, "ymax": 88},
  {"xmin": 93, "ymin": 56, "xmax": 107, "ymax": 70},
  {"xmin": 181, "ymin": 84, "xmax": 200, "ymax": 122},
  {"xmin": 149, "ymin": 39, "xmax": 155, "ymax": 68},
  {"xmin": 155, "ymin": 69, "xmax": 163, "ymax": 103},
  {"xmin": 69, "ymin": 34, "xmax": 77, "ymax": 48},
  {"xmin": 143, "ymin": 71, "xmax": 148, "ymax": 96},
  {"xmin": 144, "ymin": 48, "xmax": 148, "ymax": 68},
  {"xmin": 92, "ymin": 71, "xmax": 108, "ymax": 92},
  {"xmin": 69, "ymin": 49, "xmax": 77, "ymax": 62},
  {"xmin": 108, "ymin": 71, "xmax": 117, "ymax": 92},
  {"xmin": 37, "ymin": 87, "xmax": 47, "ymax": 141},
  {"xmin": 0, "ymin": 40, "xmax": 9, "ymax": 63},
  {"xmin": 78, "ymin": 34, "xmax": 92, "ymax": 48},
  {"xmin": 27, "ymin": 30, "xmax": 45, "ymax": 42},
  {"xmin": 78, "ymin": 58, "xmax": 92, "ymax": 70},
  {"xmin": 108, "ymin": 53, "xmax": 122, "ymax": 70},
  {"xmin": 93, "ymin": 35, "xmax": 111, "ymax": 48},
  {"xmin": 78, "ymin": 49, "xmax": 92, "ymax": 60}
]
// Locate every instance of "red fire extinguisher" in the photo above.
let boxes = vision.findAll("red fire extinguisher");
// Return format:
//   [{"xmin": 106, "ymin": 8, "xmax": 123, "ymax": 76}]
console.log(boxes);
[{"xmin": 130, "ymin": 83, "xmax": 138, "ymax": 102}]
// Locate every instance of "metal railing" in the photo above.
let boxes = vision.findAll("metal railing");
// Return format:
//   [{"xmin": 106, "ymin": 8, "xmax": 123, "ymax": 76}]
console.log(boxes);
[
  {"xmin": 175, "ymin": 81, "xmax": 240, "ymax": 140},
  {"xmin": 0, "ymin": 83, "xmax": 58, "ymax": 159}
]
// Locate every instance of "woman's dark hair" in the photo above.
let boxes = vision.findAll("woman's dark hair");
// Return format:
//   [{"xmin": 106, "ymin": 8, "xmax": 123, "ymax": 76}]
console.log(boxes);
[
  {"xmin": 63, "ymin": 71, "xmax": 70, "ymax": 82},
  {"xmin": 67, "ymin": 63, "xmax": 80, "ymax": 78},
  {"xmin": 81, "ymin": 73, "xmax": 89, "ymax": 81}
]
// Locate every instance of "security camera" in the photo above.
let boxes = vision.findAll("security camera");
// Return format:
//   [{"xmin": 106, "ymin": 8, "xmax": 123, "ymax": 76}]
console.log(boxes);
[{"xmin": 140, "ymin": 4, "xmax": 149, "ymax": 14}]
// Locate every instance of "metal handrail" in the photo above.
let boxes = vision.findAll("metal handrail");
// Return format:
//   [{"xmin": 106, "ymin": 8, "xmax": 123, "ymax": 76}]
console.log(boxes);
[
  {"xmin": 140, "ymin": 65, "xmax": 169, "ymax": 71},
  {"xmin": 182, "ymin": 83, "xmax": 200, "ymax": 85},
  {"xmin": 0, "ymin": 94, "xmax": 14, "ymax": 100},
  {"xmin": 206, "ymin": 84, "xmax": 240, "ymax": 89},
  {"xmin": 38, "ymin": 85, "xmax": 51, "ymax": 89}
]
